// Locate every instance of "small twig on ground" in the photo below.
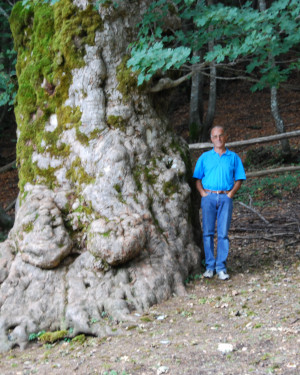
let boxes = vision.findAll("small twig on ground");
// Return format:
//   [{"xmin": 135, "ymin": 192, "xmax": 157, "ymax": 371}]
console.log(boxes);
[
  {"xmin": 237, "ymin": 201, "xmax": 271, "ymax": 225},
  {"xmin": 232, "ymin": 235, "xmax": 277, "ymax": 242},
  {"xmin": 285, "ymin": 240, "xmax": 300, "ymax": 246},
  {"xmin": 248, "ymin": 194, "xmax": 253, "ymax": 208}
]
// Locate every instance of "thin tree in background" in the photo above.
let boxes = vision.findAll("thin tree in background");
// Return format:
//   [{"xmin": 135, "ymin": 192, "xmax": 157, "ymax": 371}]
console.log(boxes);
[{"xmin": 258, "ymin": 0, "xmax": 291, "ymax": 156}]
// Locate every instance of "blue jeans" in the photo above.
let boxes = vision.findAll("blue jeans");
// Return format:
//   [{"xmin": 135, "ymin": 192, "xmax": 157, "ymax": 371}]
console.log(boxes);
[{"xmin": 201, "ymin": 193, "xmax": 233, "ymax": 273}]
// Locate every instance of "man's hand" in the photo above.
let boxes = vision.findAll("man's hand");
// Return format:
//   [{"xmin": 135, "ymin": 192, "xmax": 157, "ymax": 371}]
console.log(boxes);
[
  {"xmin": 227, "ymin": 180, "xmax": 243, "ymax": 199},
  {"xmin": 196, "ymin": 180, "xmax": 208, "ymax": 197},
  {"xmin": 226, "ymin": 192, "xmax": 234, "ymax": 199}
]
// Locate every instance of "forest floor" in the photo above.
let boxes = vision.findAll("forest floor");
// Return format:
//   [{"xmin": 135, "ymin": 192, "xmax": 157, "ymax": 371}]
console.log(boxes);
[{"xmin": 0, "ymin": 81, "xmax": 299, "ymax": 374}]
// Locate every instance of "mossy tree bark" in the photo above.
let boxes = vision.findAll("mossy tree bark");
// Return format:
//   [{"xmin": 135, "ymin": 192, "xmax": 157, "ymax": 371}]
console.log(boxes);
[{"xmin": 0, "ymin": 0, "xmax": 201, "ymax": 351}]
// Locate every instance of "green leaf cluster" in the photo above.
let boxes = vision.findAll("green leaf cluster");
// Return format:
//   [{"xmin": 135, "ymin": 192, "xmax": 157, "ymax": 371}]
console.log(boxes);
[
  {"xmin": 128, "ymin": 42, "xmax": 193, "ymax": 85},
  {"xmin": 0, "ymin": 1, "xmax": 17, "ymax": 108},
  {"xmin": 128, "ymin": 0, "xmax": 300, "ymax": 90}
]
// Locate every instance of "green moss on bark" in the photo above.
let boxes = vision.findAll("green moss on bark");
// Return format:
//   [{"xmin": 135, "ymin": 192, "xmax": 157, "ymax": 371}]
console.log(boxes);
[
  {"xmin": 116, "ymin": 56, "xmax": 139, "ymax": 101},
  {"xmin": 107, "ymin": 115, "xmax": 127, "ymax": 132},
  {"xmin": 66, "ymin": 157, "xmax": 95, "ymax": 186},
  {"xmin": 39, "ymin": 330, "xmax": 68, "ymax": 343},
  {"xmin": 10, "ymin": 0, "xmax": 103, "ymax": 193}
]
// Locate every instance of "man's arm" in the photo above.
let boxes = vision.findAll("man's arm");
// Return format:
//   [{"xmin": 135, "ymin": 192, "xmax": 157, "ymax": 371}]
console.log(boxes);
[
  {"xmin": 227, "ymin": 180, "xmax": 243, "ymax": 199},
  {"xmin": 196, "ymin": 179, "xmax": 208, "ymax": 198}
]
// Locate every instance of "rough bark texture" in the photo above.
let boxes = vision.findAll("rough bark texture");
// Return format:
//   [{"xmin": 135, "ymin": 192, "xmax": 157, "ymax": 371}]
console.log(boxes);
[{"xmin": 0, "ymin": 0, "xmax": 201, "ymax": 352}]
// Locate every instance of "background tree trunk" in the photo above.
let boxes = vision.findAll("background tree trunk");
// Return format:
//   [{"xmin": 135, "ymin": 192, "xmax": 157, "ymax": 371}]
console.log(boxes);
[
  {"xmin": 258, "ymin": 0, "xmax": 291, "ymax": 156},
  {"xmin": 0, "ymin": 204, "xmax": 13, "ymax": 229},
  {"xmin": 202, "ymin": 49, "xmax": 216, "ymax": 141},
  {"xmin": 189, "ymin": 51, "xmax": 204, "ymax": 141},
  {"xmin": 270, "ymin": 86, "xmax": 291, "ymax": 156},
  {"xmin": 189, "ymin": 2, "xmax": 216, "ymax": 142},
  {"xmin": 0, "ymin": 0, "xmax": 201, "ymax": 352}
]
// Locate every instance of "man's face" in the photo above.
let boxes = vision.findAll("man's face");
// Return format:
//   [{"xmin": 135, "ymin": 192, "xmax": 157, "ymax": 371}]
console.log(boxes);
[{"xmin": 211, "ymin": 127, "xmax": 227, "ymax": 149}]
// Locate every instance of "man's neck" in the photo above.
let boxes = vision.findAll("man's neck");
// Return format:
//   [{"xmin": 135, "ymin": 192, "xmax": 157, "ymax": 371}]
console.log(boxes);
[{"xmin": 214, "ymin": 146, "xmax": 226, "ymax": 156}]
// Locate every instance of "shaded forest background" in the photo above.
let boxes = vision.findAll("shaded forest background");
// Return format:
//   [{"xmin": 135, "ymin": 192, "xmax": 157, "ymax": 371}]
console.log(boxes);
[{"xmin": 1, "ymin": 75, "xmax": 299, "ymax": 226}]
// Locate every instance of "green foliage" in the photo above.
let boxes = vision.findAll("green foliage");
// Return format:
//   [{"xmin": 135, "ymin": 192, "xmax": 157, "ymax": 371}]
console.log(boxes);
[
  {"xmin": 128, "ymin": 42, "xmax": 193, "ymax": 85},
  {"xmin": 185, "ymin": 273, "xmax": 202, "ymax": 284},
  {"xmin": 235, "ymin": 172, "xmax": 300, "ymax": 205},
  {"xmin": 28, "ymin": 330, "xmax": 46, "ymax": 341},
  {"xmin": 0, "ymin": 1, "xmax": 17, "ymax": 109},
  {"xmin": 128, "ymin": 0, "xmax": 300, "ymax": 90}
]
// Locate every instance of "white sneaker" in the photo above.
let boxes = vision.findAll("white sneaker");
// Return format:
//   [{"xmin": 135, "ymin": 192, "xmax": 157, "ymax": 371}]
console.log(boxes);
[
  {"xmin": 218, "ymin": 271, "xmax": 230, "ymax": 280},
  {"xmin": 203, "ymin": 269, "xmax": 214, "ymax": 278}
]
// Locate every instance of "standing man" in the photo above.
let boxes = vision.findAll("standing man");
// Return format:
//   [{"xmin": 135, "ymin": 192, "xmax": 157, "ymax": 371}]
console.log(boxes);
[{"xmin": 193, "ymin": 126, "xmax": 246, "ymax": 280}]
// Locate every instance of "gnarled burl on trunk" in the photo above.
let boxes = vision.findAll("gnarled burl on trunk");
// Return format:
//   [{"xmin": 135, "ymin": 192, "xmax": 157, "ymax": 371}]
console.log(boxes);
[{"xmin": 0, "ymin": 0, "xmax": 201, "ymax": 352}]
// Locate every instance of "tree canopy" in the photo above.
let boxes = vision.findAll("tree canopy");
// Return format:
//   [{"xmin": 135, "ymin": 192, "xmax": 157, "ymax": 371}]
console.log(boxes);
[{"xmin": 128, "ymin": 0, "xmax": 300, "ymax": 91}]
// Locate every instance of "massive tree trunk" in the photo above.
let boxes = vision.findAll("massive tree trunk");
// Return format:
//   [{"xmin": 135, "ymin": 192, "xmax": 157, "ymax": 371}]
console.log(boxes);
[{"xmin": 0, "ymin": 0, "xmax": 201, "ymax": 351}]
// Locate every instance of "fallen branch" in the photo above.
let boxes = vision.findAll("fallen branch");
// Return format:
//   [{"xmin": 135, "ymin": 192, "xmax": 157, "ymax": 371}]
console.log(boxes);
[
  {"xmin": 246, "ymin": 165, "xmax": 300, "ymax": 178},
  {"xmin": 189, "ymin": 130, "xmax": 300, "ymax": 150},
  {"xmin": 237, "ymin": 201, "xmax": 271, "ymax": 225},
  {"xmin": 230, "ymin": 227, "xmax": 267, "ymax": 232},
  {"xmin": 0, "ymin": 160, "xmax": 16, "ymax": 174},
  {"xmin": 149, "ymin": 73, "xmax": 193, "ymax": 92},
  {"xmin": 231, "ymin": 235, "xmax": 277, "ymax": 242}
]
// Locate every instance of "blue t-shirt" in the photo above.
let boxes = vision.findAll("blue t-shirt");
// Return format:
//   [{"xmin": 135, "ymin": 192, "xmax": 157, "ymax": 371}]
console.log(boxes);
[{"xmin": 193, "ymin": 148, "xmax": 246, "ymax": 191}]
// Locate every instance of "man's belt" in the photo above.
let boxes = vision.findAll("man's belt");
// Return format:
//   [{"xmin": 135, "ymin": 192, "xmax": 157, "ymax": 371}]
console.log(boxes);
[{"xmin": 205, "ymin": 189, "xmax": 230, "ymax": 194}]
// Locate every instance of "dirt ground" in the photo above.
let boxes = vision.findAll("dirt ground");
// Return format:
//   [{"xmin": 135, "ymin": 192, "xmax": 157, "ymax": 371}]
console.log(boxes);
[{"xmin": 0, "ymin": 81, "xmax": 300, "ymax": 374}]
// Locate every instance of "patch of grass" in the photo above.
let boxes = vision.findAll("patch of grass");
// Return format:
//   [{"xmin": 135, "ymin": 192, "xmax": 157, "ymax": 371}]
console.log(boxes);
[
  {"xmin": 235, "ymin": 172, "xmax": 300, "ymax": 205},
  {"xmin": 179, "ymin": 310, "xmax": 193, "ymax": 317},
  {"xmin": 140, "ymin": 315, "xmax": 153, "ymax": 323}
]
